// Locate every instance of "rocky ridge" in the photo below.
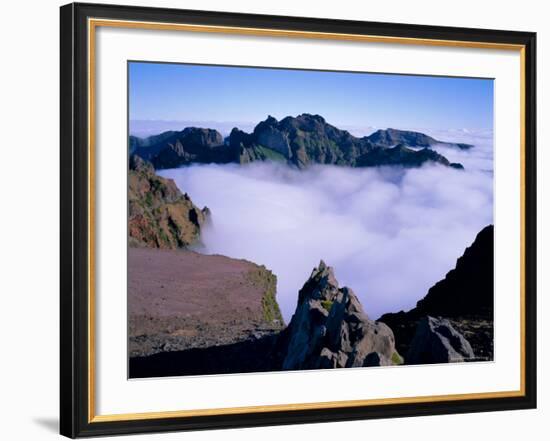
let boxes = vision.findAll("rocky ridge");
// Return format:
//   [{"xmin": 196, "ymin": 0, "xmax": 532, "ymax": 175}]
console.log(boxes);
[
  {"xmin": 131, "ymin": 114, "xmax": 467, "ymax": 170},
  {"xmin": 367, "ymin": 128, "xmax": 473, "ymax": 150}
]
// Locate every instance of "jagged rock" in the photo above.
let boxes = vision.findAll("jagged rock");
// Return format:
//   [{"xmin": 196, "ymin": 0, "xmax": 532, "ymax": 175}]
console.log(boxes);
[
  {"xmin": 378, "ymin": 225, "xmax": 494, "ymax": 361},
  {"xmin": 128, "ymin": 155, "xmax": 208, "ymax": 249},
  {"xmin": 415, "ymin": 225, "xmax": 494, "ymax": 317},
  {"xmin": 132, "ymin": 127, "xmax": 237, "ymax": 169},
  {"xmin": 130, "ymin": 114, "xmax": 466, "ymax": 170},
  {"xmin": 282, "ymin": 261, "xmax": 399, "ymax": 370},
  {"xmin": 253, "ymin": 115, "xmax": 292, "ymax": 158},
  {"xmin": 406, "ymin": 316, "xmax": 475, "ymax": 364}
]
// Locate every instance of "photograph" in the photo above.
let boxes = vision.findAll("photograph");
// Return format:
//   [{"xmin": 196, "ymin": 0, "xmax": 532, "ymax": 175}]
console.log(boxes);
[{"xmin": 127, "ymin": 62, "xmax": 495, "ymax": 378}]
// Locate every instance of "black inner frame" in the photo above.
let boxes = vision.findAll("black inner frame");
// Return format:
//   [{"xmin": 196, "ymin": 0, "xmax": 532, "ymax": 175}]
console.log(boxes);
[{"xmin": 60, "ymin": 2, "xmax": 537, "ymax": 438}]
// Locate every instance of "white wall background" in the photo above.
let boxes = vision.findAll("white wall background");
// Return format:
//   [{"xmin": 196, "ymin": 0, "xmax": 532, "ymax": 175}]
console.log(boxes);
[{"xmin": 0, "ymin": 0, "xmax": 546, "ymax": 439}]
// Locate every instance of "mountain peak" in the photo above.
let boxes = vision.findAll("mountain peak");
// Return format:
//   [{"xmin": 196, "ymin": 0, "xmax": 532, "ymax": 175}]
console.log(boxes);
[
  {"xmin": 297, "ymin": 113, "xmax": 326, "ymax": 123},
  {"xmin": 131, "ymin": 115, "xmax": 467, "ymax": 170}
]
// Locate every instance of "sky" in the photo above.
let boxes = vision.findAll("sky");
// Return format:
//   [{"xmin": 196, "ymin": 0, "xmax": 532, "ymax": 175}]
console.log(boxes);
[{"xmin": 129, "ymin": 61, "xmax": 494, "ymax": 135}]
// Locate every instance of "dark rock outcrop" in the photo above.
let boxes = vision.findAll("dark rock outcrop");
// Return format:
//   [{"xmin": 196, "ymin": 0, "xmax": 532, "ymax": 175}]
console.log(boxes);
[
  {"xmin": 379, "ymin": 225, "xmax": 494, "ymax": 361},
  {"xmin": 129, "ymin": 131, "xmax": 177, "ymax": 156},
  {"xmin": 133, "ymin": 127, "xmax": 236, "ymax": 169},
  {"xmin": 130, "ymin": 114, "xmax": 467, "ymax": 170},
  {"xmin": 355, "ymin": 144, "xmax": 464, "ymax": 169},
  {"xmin": 128, "ymin": 155, "xmax": 209, "ymax": 249},
  {"xmin": 282, "ymin": 261, "xmax": 400, "ymax": 370},
  {"xmin": 406, "ymin": 316, "xmax": 475, "ymax": 364},
  {"xmin": 415, "ymin": 225, "xmax": 494, "ymax": 317}
]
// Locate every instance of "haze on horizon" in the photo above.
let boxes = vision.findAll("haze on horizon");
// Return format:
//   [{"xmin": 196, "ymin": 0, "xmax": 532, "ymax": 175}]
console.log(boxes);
[{"xmin": 129, "ymin": 61, "xmax": 494, "ymax": 137}]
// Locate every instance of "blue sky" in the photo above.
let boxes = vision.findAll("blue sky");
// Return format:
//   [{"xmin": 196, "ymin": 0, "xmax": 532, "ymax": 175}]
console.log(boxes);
[{"xmin": 129, "ymin": 61, "xmax": 493, "ymax": 133}]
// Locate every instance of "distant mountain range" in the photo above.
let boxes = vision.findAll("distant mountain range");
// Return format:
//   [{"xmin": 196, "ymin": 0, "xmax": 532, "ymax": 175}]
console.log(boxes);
[{"xmin": 130, "ymin": 114, "xmax": 471, "ymax": 170}]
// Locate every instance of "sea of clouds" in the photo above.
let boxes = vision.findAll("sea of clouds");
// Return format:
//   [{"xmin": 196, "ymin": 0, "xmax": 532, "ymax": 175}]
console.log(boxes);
[{"xmin": 159, "ymin": 130, "xmax": 493, "ymax": 322}]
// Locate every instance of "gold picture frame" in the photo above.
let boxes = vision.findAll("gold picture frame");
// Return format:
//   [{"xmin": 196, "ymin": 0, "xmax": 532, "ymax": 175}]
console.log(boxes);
[{"xmin": 60, "ymin": 2, "xmax": 537, "ymax": 437}]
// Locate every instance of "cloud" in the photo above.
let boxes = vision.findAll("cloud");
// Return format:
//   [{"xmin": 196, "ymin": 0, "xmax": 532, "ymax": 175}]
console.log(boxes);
[{"xmin": 159, "ymin": 132, "xmax": 493, "ymax": 322}]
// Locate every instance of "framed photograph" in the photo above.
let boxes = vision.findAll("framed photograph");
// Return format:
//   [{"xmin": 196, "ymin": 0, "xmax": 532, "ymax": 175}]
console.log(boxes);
[{"xmin": 60, "ymin": 2, "xmax": 537, "ymax": 438}]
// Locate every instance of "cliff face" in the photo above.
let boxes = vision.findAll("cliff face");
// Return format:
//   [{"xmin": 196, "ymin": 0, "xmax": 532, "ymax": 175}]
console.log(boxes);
[
  {"xmin": 246, "ymin": 114, "xmax": 373, "ymax": 168},
  {"xmin": 128, "ymin": 155, "xmax": 209, "ymax": 249},
  {"xmin": 379, "ymin": 225, "xmax": 494, "ymax": 361},
  {"xmin": 130, "ymin": 114, "xmax": 467, "ymax": 170},
  {"xmin": 415, "ymin": 225, "xmax": 494, "ymax": 317}
]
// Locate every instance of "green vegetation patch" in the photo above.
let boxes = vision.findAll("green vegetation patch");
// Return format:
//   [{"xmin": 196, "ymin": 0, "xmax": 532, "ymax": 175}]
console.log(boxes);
[
  {"xmin": 247, "ymin": 268, "xmax": 284, "ymax": 326},
  {"xmin": 320, "ymin": 300, "xmax": 334, "ymax": 312},
  {"xmin": 391, "ymin": 351, "xmax": 404, "ymax": 366},
  {"xmin": 256, "ymin": 145, "xmax": 286, "ymax": 162}
]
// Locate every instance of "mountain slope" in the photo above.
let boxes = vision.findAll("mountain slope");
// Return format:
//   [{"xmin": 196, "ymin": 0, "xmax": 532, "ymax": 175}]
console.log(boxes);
[
  {"xmin": 356, "ymin": 144, "xmax": 464, "ymax": 169},
  {"xmin": 130, "ymin": 114, "xmax": 466, "ymax": 170},
  {"xmin": 128, "ymin": 155, "xmax": 209, "ymax": 249}
]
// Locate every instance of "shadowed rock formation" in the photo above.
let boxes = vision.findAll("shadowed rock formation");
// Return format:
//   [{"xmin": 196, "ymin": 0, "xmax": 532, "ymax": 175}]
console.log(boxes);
[
  {"xmin": 406, "ymin": 316, "xmax": 475, "ymax": 364},
  {"xmin": 415, "ymin": 225, "xmax": 494, "ymax": 318},
  {"xmin": 379, "ymin": 225, "xmax": 494, "ymax": 362}
]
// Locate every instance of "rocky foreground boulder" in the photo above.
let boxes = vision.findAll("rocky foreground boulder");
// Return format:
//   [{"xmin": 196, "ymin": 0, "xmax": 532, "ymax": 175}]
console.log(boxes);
[
  {"xmin": 406, "ymin": 316, "xmax": 475, "ymax": 365},
  {"xmin": 282, "ymin": 261, "xmax": 400, "ymax": 370}
]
